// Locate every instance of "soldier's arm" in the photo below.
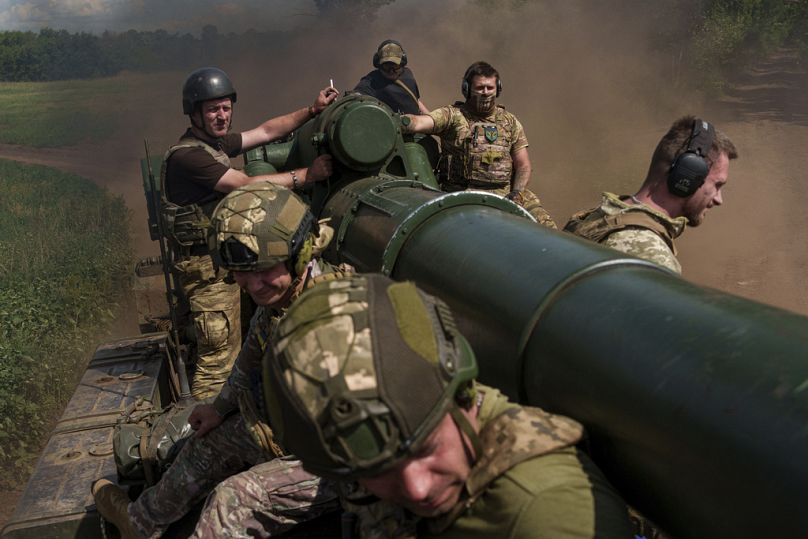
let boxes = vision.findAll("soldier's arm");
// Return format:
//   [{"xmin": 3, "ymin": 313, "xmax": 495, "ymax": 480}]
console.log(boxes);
[
  {"xmin": 240, "ymin": 87, "xmax": 338, "ymax": 151},
  {"xmin": 402, "ymin": 113, "xmax": 435, "ymax": 133},
  {"xmin": 603, "ymin": 229, "xmax": 682, "ymax": 274},
  {"xmin": 511, "ymin": 147, "xmax": 532, "ymax": 192},
  {"xmin": 212, "ymin": 310, "xmax": 266, "ymax": 417},
  {"xmin": 214, "ymin": 155, "xmax": 333, "ymax": 193},
  {"xmin": 417, "ymin": 99, "xmax": 430, "ymax": 115}
]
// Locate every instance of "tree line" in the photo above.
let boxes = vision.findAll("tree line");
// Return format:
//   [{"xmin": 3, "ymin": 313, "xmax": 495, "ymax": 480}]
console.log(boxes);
[{"xmin": 0, "ymin": 26, "xmax": 290, "ymax": 82}]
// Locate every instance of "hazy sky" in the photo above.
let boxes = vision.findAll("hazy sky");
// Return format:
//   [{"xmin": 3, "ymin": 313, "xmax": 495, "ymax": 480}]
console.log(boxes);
[{"xmin": 0, "ymin": 0, "xmax": 316, "ymax": 34}]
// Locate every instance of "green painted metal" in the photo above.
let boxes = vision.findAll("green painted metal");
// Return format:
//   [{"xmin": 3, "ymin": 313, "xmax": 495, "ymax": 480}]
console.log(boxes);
[{"xmin": 300, "ymin": 96, "xmax": 808, "ymax": 537}]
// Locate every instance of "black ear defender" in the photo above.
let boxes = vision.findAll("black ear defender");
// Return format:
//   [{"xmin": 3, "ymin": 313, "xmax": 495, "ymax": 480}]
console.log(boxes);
[
  {"xmin": 667, "ymin": 119, "xmax": 715, "ymax": 197},
  {"xmin": 461, "ymin": 65, "xmax": 502, "ymax": 99},
  {"xmin": 372, "ymin": 40, "xmax": 408, "ymax": 69}
]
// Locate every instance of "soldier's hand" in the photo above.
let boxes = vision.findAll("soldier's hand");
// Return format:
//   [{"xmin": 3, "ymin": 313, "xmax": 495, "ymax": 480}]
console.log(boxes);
[
  {"xmin": 189, "ymin": 404, "xmax": 225, "ymax": 438},
  {"xmin": 505, "ymin": 189, "xmax": 523, "ymax": 203},
  {"xmin": 306, "ymin": 154, "xmax": 333, "ymax": 184},
  {"xmin": 312, "ymin": 86, "xmax": 339, "ymax": 114}
]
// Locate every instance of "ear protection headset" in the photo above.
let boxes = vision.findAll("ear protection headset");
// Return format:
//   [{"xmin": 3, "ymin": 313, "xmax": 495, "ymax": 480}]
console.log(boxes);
[
  {"xmin": 667, "ymin": 119, "xmax": 715, "ymax": 197},
  {"xmin": 373, "ymin": 40, "xmax": 408, "ymax": 69},
  {"xmin": 461, "ymin": 65, "xmax": 502, "ymax": 99}
]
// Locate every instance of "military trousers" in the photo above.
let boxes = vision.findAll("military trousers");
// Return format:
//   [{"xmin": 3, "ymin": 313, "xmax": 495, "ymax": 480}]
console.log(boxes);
[
  {"xmin": 174, "ymin": 254, "xmax": 241, "ymax": 399},
  {"xmin": 128, "ymin": 413, "xmax": 266, "ymax": 538},
  {"xmin": 191, "ymin": 456, "xmax": 341, "ymax": 538}
]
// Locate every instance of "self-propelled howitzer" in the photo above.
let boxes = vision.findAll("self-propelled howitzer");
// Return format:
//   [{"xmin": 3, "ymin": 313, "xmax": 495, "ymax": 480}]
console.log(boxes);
[{"xmin": 246, "ymin": 94, "xmax": 808, "ymax": 537}]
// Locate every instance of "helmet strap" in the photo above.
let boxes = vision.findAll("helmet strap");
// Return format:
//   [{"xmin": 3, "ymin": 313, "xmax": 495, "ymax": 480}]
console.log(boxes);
[{"xmin": 449, "ymin": 406, "xmax": 482, "ymax": 463}]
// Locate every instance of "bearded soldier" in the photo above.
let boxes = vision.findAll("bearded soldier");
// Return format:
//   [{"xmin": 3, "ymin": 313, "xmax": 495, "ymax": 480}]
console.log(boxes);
[
  {"xmin": 163, "ymin": 67, "xmax": 337, "ymax": 399},
  {"xmin": 224, "ymin": 273, "xmax": 633, "ymax": 538},
  {"xmin": 564, "ymin": 116, "xmax": 738, "ymax": 274},
  {"xmin": 403, "ymin": 61, "xmax": 556, "ymax": 228},
  {"xmin": 92, "ymin": 183, "xmax": 347, "ymax": 539}
]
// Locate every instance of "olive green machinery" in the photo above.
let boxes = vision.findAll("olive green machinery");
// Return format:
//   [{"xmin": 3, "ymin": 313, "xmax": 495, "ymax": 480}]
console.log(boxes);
[{"xmin": 3, "ymin": 93, "xmax": 807, "ymax": 538}]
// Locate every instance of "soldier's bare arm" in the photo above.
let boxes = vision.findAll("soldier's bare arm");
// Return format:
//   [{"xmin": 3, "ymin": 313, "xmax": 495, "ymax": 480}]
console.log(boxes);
[
  {"xmin": 240, "ymin": 86, "xmax": 338, "ymax": 150},
  {"xmin": 213, "ymin": 155, "xmax": 333, "ymax": 193},
  {"xmin": 511, "ymin": 147, "xmax": 532, "ymax": 192},
  {"xmin": 402, "ymin": 113, "xmax": 435, "ymax": 134}
]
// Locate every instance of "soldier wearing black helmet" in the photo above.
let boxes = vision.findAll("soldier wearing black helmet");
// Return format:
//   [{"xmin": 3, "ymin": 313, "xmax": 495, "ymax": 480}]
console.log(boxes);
[
  {"xmin": 92, "ymin": 183, "xmax": 348, "ymax": 539},
  {"xmin": 164, "ymin": 67, "xmax": 338, "ymax": 399}
]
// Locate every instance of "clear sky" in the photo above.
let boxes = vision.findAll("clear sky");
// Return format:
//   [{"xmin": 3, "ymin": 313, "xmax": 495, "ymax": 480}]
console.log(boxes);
[{"xmin": 0, "ymin": 0, "xmax": 316, "ymax": 34}]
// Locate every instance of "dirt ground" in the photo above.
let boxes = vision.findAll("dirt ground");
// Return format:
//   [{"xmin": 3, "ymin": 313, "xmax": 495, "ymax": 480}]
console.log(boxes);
[{"xmin": 2, "ymin": 46, "xmax": 808, "ymax": 531}]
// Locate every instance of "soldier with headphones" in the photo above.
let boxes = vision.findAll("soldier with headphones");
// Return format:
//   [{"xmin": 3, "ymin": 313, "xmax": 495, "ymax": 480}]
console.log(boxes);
[
  {"xmin": 403, "ymin": 61, "xmax": 557, "ymax": 228},
  {"xmin": 354, "ymin": 39, "xmax": 430, "ymax": 115},
  {"xmin": 564, "ymin": 116, "xmax": 738, "ymax": 274}
]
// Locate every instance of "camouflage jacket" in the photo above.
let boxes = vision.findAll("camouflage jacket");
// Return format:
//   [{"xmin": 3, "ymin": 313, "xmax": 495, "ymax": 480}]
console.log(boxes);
[
  {"xmin": 342, "ymin": 384, "xmax": 596, "ymax": 539},
  {"xmin": 211, "ymin": 258, "xmax": 340, "ymax": 418},
  {"xmin": 428, "ymin": 103, "xmax": 528, "ymax": 190},
  {"xmin": 564, "ymin": 192, "xmax": 687, "ymax": 274}
]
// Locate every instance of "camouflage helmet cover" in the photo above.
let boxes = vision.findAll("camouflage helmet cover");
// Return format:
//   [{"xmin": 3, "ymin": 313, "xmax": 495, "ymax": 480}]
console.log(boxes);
[
  {"xmin": 208, "ymin": 182, "xmax": 315, "ymax": 272},
  {"xmin": 263, "ymin": 274, "xmax": 478, "ymax": 480},
  {"xmin": 182, "ymin": 66, "xmax": 237, "ymax": 115}
]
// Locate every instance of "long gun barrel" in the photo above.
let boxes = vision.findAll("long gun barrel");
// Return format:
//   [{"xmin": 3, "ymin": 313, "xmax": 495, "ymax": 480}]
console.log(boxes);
[{"xmin": 248, "ymin": 94, "xmax": 808, "ymax": 537}]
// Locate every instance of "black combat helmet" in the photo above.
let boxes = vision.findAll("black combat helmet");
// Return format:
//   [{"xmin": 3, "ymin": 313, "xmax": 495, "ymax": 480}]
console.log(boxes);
[{"xmin": 182, "ymin": 67, "xmax": 237, "ymax": 115}]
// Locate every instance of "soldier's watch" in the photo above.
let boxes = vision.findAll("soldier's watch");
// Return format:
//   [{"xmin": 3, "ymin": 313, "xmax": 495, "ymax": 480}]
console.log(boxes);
[{"xmin": 290, "ymin": 170, "xmax": 300, "ymax": 190}]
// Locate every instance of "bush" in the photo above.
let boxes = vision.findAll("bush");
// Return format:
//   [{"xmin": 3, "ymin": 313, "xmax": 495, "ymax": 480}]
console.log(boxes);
[{"xmin": 0, "ymin": 159, "xmax": 131, "ymax": 486}]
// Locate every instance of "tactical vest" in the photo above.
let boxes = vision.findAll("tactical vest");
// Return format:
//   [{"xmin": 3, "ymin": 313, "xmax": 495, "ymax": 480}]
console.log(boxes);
[
  {"xmin": 564, "ymin": 205, "xmax": 678, "ymax": 253},
  {"xmin": 243, "ymin": 264, "xmax": 354, "ymax": 457},
  {"xmin": 159, "ymin": 138, "xmax": 231, "ymax": 256},
  {"xmin": 439, "ymin": 105, "xmax": 513, "ymax": 190},
  {"xmin": 427, "ymin": 403, "xmax": 584, "ymax": 534}
]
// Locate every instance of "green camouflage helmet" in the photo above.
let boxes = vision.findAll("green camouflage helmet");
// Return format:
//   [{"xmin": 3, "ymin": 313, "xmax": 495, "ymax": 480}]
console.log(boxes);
[
  {"xmin": 262, "ymin": 273, "xmax": 478, "ymax": 480},
  {"xmin": 208, "ymin": 182, "xmax": 315, "ymax": 272}
]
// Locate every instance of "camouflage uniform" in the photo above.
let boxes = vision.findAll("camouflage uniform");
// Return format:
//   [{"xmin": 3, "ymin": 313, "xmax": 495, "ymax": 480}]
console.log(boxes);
[
  {"xmin": 427, "ymin": 103, "xmax": 556, "ymax": 228},
  {"xmin": 127, "ymin": 260, "xmax": 340, "ymax": 539},
  {"xmin": 162, "ymin": 137, "xmax": 242, "ymax": 399},
  {"xmin": 564, "ymin": 192, "xmax": 687, "ymax": 274},
  {"xmin": 335, "ymin": 384, "xmax": 632, "ymax": 538},
  {"xmin": 261, "ymin": 275, "xmax": 633, "ymax": 538},
  {"xmin": 191, "ymin": 457, "xmax": 339, "ymax": 539}
]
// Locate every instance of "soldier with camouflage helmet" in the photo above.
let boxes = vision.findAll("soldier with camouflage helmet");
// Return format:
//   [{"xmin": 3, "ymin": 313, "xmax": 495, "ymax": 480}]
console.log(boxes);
[
  {"xmin": 92, "ymin": 183, "xmax": 348, "ymax": 539},
  {"xmin": 214, "ymin": 273, "xmax": 633, "ymax": 538},
  {"xmin": 164, "ymin": 66, "xmax": 338, "ymax": 399},
  {"xmin": 403, "ymin": 61, "xmax": 556, "ymax": 228},
  {"xmin": 564, "ymin": 116, "xmax": 738, "ymax": 274}
]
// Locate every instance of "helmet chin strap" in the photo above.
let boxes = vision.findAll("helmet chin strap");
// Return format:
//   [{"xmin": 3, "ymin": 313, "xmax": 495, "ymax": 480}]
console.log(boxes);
[{"xmin": 449, "ymin": 405, "xmax": 483, "ymax": 464}]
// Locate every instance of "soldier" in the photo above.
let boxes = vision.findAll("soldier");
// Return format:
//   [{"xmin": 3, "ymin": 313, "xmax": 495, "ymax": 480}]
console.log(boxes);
[
  {"xmin": 354, "ymin": 39, "xmax": 430, "ymax": 115},
  {"xmin": 403, "ymin": 61, "xmax": 556, "ymax": 228},
  {"xmin": 564, "ymin": 116, "xmax": 738, "ymax": 274},
  {"xmin": 245, "ymin": 273, "xmax": 634, "ymax": 538},
  {"xmin": 163, "ymin": 66, "xmax": 338, "ymax": 399},
  {"xmin": 92, "ymin": 183, "xmax": 346, "ymax": 539}
]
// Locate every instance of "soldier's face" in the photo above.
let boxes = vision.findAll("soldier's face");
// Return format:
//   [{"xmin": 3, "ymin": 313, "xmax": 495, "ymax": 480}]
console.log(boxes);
[
  {"xmin": 233, "ymin": 262, "xmax": 293, "ymax": 307},
  {"xmin": 358, "ymin": 412, "xmax": 474, "ymax": 518},
  {"xmin": 682, "ymin": 152, "xmax": 729, "ymax": 226},
  {"xmin": 380, "ymin": 62, "xmax": 403, "ymax": 80},
  {"xmin": 469, "ymin": 75, "xmax": 497, "ymax": 97},
  {"xmin": 197, "ymin": 97, "xmax": 232, "ymax": 138}
]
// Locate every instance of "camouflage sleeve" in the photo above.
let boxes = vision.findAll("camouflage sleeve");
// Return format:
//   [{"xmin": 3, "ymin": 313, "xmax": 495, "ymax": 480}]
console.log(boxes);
[
  {"xmin": 427, "ymin": 106, "xmax": 456, "ymax": 135},
  {"xmin": 602, "ymin": 229, "xmax": 682, "ymax": 274},
  {"xmin": 213, "ymin": 309, "xmax": 266, "ymax": 416},
  {"xmin": 510, "ymin": 114, "xmax": 529, "ymax": 154}
]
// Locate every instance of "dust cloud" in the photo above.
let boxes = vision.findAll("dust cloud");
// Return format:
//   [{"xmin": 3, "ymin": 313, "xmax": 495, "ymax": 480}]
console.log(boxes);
[{"xmin": 71, "ymin": 0, "xmax": 808, "ymax": 315}]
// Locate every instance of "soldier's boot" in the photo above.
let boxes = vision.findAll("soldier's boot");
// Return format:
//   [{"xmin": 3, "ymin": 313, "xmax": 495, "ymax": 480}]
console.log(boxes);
[{"xmin": 91, "ymin": 479, "xmax": 144, "ymax": 539}]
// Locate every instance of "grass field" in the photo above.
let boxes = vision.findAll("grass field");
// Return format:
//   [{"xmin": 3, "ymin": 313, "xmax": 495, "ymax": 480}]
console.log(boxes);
[
  {"xmin": 0, "ymin": 73, "xmax": 164, "ymax": 147},
  {"xmin": 0, "ymin": 159, "xmax": 132, "ymax": 486}
]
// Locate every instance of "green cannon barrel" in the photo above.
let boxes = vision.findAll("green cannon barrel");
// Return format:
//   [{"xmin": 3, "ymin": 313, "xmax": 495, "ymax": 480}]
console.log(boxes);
[{"xmin": 258, "ymin": 95, "xmax": 808, "ymax": 536}]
